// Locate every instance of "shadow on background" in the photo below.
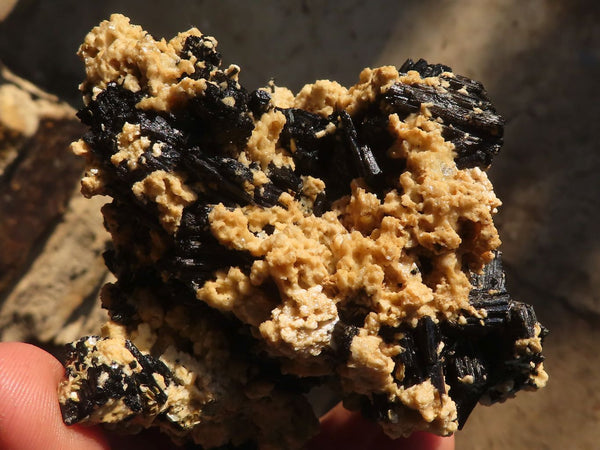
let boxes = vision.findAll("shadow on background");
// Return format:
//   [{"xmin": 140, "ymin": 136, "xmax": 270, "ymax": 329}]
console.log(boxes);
[
  {"xmin": 483, "ymin": 0, "xmax": 600, "ymax": 319},
  {"xmin": 4, "ymin": 2, "xmax": 597, "ymax": 318},
  {"xmin": 1, "ymin": 0, "xmax": 599, "ymax": 448},
  {"xmin": 444, "ymin": 1, "xmax": 600, "ymax": 448},
  {"xmin": 0, "ymin": 0, "xmax": 421, "ymax": 104}
]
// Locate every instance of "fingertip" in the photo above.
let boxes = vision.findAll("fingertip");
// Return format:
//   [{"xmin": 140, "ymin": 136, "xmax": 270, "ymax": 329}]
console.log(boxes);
[
  {"xmin": 397, "ymin": 431, "xmax": 455, "ymax": 450},
  {"xmin": 309, "ymin": 403, "xmax": 455, "ymax": 450},
  {"xmin": 0, "ymin": 342, "xmax": 109, "ymax": 450}
]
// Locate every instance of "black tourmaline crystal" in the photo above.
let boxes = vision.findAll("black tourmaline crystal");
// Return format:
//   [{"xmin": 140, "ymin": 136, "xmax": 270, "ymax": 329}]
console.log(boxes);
[
  {"xmin": 59, "ymin": 15, "xmax": 546, "ymax": 449},
  {"xmin": 359, "ymin": 252, "xmax": 547, "ymax": 429}
]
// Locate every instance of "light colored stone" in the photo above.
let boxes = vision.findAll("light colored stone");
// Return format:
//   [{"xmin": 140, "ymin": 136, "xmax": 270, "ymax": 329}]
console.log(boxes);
[{"xmin": 0, "ymin": 1, "xmax": 598, "ymax": 447}]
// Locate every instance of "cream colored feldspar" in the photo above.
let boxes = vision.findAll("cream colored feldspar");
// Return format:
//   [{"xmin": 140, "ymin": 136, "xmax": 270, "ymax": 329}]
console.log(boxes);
[
  {"xmin": 131, "ymin": 170, "xmax": 197, "ymax": 234},
  {"xmin": 61, "ymin": 13, "xmax": 521, "ymax": 445}
]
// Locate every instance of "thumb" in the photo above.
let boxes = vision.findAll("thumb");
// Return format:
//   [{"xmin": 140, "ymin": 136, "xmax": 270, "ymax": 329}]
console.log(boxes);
[{"xmin": 0, "ymin": 342, "xmax": 110, "ymax": 450}]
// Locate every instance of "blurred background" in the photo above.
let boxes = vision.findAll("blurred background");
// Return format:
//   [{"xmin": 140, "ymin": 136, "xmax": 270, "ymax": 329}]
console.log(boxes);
[{"xmin": 0, "ymin": 0, "xmax": 599, "ymax": 448}]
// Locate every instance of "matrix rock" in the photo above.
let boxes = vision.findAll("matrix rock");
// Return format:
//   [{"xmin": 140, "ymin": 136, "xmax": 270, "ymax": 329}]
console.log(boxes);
[{"xmin": 59, "ymin": 14, "xmax": 547, "ymax": 449}]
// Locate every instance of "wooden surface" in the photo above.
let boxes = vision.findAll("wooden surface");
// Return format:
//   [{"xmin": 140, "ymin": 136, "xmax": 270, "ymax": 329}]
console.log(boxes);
[{"xmin": 0, "ymin": 65, "xmax": 109, "ymax": 346}]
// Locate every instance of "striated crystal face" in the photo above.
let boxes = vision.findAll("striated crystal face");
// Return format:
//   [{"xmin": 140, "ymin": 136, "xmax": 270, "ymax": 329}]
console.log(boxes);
[{"xmin": 59, "ymin": 14, "xmax": 547, "ymax": 449}]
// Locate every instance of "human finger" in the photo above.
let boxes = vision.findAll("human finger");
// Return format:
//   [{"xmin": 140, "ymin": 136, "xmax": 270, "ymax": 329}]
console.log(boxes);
[
  {"xmin": 0, "ymin": 342, "xmax": 110, "ymax": 450},
  {"xmin": 307, "ymin": 403, "xmax": 455, "ymax": 450}
]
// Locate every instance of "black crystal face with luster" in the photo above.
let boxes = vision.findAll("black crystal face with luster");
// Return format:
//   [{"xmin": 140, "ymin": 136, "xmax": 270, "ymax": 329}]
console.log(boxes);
[
  {"xmin": 69, "ymin": 46, "xmax": 544, "ymax": 439},
  {"xmin": 360, "ymin": 252, "xmax": 547, "ymax": 429}
]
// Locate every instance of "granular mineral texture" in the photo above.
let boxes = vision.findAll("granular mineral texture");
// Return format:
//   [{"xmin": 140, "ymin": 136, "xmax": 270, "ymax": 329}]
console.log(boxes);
[{"xmin": 59, "ymin": 14, "xmax": 547, "ymax": 449}]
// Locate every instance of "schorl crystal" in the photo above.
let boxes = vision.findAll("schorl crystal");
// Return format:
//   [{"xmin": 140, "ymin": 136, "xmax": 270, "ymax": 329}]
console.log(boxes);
[{"xmin": 58, "ymin": 14, "xmax": 547, "ymax": 449}]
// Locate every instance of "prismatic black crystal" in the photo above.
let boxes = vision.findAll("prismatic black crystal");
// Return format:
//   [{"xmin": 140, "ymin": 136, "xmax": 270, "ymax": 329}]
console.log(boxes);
[
  {"xmin": 59, "ymin": 14, "xmax": 547, "ymax": 449},
  {"xmin": 357, "ymin": 252, "xmax": 547, "ymax": 430}
]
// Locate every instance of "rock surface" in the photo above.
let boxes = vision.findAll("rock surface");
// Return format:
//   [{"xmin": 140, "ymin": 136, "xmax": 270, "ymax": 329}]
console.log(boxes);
[
  {"xmin": 0, "ymin": 63, "xmax": 110, "ymax": 346},
  {"xmin": 0, "ymin": 1, "xmax": 598, "ymax": 448}
]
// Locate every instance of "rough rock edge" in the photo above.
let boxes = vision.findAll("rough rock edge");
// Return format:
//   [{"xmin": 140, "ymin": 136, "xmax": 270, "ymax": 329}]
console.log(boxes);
[{"xmin": 57, "ymin": 14, "xmax": 547, "ymax": 448}]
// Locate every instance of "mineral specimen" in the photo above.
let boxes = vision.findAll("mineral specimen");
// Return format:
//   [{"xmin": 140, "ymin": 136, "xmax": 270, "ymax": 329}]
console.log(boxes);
[{"xmin": 58, "ymin": 14, "xmax": 548, "ymax": 449}]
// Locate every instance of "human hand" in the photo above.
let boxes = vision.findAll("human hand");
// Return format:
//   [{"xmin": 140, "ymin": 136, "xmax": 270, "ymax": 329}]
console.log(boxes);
[
  {"xmin": 0, "ymin": 342, "xmax": 454, "ymax": 450},
  {"xmin": 308, "ymin": 403, "xmax": 454, "ymax": 450}
]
